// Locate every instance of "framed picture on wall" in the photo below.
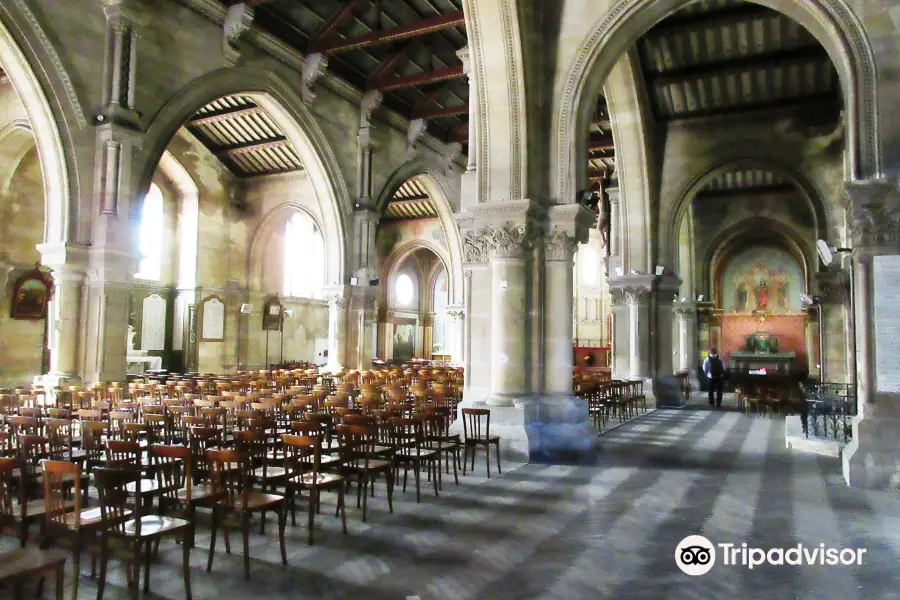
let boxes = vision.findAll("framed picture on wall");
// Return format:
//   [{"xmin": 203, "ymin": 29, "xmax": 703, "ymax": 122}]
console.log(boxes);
[
  {"xmin": 263, "ymin": 296, "xmax": 283, "ymax": 331},
  {"xmin": 10, "ymin": 266, "xmax": 53, "ymax": 320}
]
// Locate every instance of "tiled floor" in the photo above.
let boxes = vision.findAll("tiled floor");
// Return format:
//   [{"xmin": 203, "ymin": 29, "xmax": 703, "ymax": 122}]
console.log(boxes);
[{"xmin": 5, "ymin": 404, "xmax": 900, "ymax": 599}]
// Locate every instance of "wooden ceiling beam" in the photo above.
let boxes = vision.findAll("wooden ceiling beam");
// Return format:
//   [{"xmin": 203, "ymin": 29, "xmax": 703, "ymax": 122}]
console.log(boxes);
[
  {"xmin": 648, "ymin": 3, "xmax": 774, "ymax": 38},
  {"xmin": 412, "ymin": 103, "xmax": 468, "ymax": 120},
  {"xmin": 589, "ymin": 134, "xmax": 615, "ymax": 151},
  {"xmin": 367, "ymin": 40, "xmax": 420, "ymax": 85},
  {"xmin": 652, "ymin": 46, "xmax": 829, "ymax": 87},
  {"xmin": 662, "ymin": 92, "xmax": 840, "ymax": 121},
  {"xmin": 216, "ymin": 135, "xmax": 290, "ymax": 157},
  {"xmin": 310, "ymin": 1, "xmax": 358, "ymax": 45},
  {"xmin": 450, "ymin": 121, "xmax": 469, "ymax": 142},
  {"xmin": 188, "ymin": 105, "xmax": 264, "ymax": 126},
  {"xmin": 369, "ymin": 64, "xmax": 464, "ymax": 92},
  {"xmin": 308, "ymin": 10, "xmax": 464, "ymax": 54}
]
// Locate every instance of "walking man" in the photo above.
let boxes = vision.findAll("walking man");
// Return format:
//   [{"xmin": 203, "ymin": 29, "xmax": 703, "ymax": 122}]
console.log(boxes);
[{"xmin": 703, "ymin": 348, "xmax": 726, "ymax": 408}]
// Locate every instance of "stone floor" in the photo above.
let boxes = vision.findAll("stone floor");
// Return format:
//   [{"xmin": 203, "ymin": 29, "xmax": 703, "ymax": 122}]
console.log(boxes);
[{"xmin": 5, "ymin": 402, "xmax": 900, "ymax": 599}]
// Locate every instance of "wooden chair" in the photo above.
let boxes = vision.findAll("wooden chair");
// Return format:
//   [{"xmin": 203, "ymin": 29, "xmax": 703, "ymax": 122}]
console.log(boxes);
[
  {"xmin": 93, "ymin": 467, "xmax": 193, "ymax": 600},
  {"xmin": 151, "ymin": 444, "xmax": 219, "ymax": 548},
  {"xmin": 282, "ymin": 434, "xmax": 347, "ymax": 545},
  {"xmin": 205, "ymin": 448, "xmax": 288, "ymax": 580},
  {"xmin": 0, "ymin": 547, "xmax": 68, "ymax": 600},
  {"xmin": 390, "ymin": 417, "xmax": 440, "ymax": 502},
  {"xmin": 461, "ymin": 408, "xmax": 502, "ymax": 478},
  {"xmin": 336, "ymin": 424, "xmax": 394, "ymax": 522},
  {"xmin": 41, "ymin": 460, "xmax": 118, "ymax": 600},
  {"xmin": 421, "ymin": 408, "xmax": 460, "ymax": 488}
]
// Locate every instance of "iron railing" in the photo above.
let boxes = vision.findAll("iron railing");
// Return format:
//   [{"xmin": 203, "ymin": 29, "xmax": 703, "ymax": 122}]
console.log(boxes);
[{"xmin": 800, "ymin": 382, "xmax": 856, "ymax": 442}]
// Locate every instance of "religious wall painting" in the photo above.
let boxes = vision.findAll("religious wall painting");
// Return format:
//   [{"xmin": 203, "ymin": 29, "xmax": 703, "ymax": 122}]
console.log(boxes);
[
  {"xmin": 393, "ymin": 316, "xmax": 418, "ymax": 360},
  {"xmin": 722, "ymin": 247, "xmax": 803, "ymax": 314},
  {"xmin": 10, "ymin": 267, "xmax": 52, "ymax": 320}
]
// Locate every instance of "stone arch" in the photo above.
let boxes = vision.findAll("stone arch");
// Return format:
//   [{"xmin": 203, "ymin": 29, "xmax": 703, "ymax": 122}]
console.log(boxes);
[
  {"xmin": 136, "ymin": 66, "xmax": 351, "ymax": 289},
  {"xmin": 704, "ymin": 217, "xmax": 813, "ymax": 306},
  {"xmin": 0, "ymin": 13, "xmax": 79, "ymax": 247},
  {"xmin": 555, "ymin": 0, "xmax": 879, "ymax": 214},
  {"xmin": 382, "ymin": 239, "xmax": 451, "ymax": 310},
  {"xmin": 669, "ymin": 157, "xmax": 828, "ymax": 271},
  {"xmin": 374, "ymin": 159, "xmax": 464, "ymax": 306},
  {"xmin": 0, "ymin": 118, "xmax": 34, "ymax": 196},
  {"xmin": 245, "ymin": 202, "xmax": 328, "ymax": 295}
]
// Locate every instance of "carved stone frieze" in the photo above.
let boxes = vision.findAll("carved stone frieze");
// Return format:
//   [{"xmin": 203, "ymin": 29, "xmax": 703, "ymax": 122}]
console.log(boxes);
[{"xmin": 462, "ymin": 222, "xmax": 538, "ymax": 263}]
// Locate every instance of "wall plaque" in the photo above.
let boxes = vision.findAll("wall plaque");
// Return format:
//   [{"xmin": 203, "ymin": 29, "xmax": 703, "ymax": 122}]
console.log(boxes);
[
  {"xmin": 141, "ymin": 293, "xmax": 167, "ymax": 351},
  {"xmin": 874, "ymin": 255, "xmax": 900, "ymax": 392},
  {"xmin": 201, "ymin": 296, "xmax": 225, "ymax": 342}
]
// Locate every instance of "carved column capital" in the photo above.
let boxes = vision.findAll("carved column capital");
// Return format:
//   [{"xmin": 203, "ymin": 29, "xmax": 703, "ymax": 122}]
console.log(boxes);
[
  {"xmin": 816, "ymin": 270, "xmax": 851, "ymax": 306},
  {"xmin": 846, "ymin": 179, "xmax": 900, "ymax": 250},
  {"xmin": 462, "ymin": 222, "xmax": 538, "ymax": 263},
  {"xmin": 625, "ymin": 287, "xmax": 652, "ymax": 306},
  {"xmin": 609, "ymin": 288, "xmax": 627, "ymax": 307},
  {"xmin": 446, "ymin": 305, "xmax": 465, "ymax": 320},
  {"xmin": 544, "ymin": 231, "xmax": 578, "ymax": 263},
  {"xmin": 673, "ymin": 301, "xmax": 697, "ymax": 319}
]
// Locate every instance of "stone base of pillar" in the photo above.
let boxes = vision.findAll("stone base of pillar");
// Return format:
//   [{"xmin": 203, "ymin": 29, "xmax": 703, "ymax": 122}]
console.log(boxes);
[
  {"xmin": 842, "ymin": 402, "xmax": 900, "ymax": 490},
  {"xmin": 652, "ymin": 376, "xmax": 687, "ymax": 408},
  {"xmin": 451, "ymin": 392, "xmax": 597, "ymax": 463}
]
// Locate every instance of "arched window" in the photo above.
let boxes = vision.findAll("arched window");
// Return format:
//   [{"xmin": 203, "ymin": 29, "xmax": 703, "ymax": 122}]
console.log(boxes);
[
  {"xmin": 580, "ymin": 246, "xmax": 599, "ymax": 286},
  {"xmin": 395, "ymin": 273, "xmax": 416, "ymax": 308},
  {"xmin": 135, "ymin": 184, "xmax": 164, "ymax": 280},
  {"xmin": 283, "ymin": 211, "xmax": 325, "ymax": 299}
]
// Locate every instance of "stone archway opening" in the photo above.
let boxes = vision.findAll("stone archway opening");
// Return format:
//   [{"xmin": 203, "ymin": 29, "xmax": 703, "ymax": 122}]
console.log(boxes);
[
  {"xmin": 375, "ymin": 174, "xmax": 463, "ymax": 365},
  {"xmin": 128, "ymin": 88, "xmax": 348, "ymax": 376}
]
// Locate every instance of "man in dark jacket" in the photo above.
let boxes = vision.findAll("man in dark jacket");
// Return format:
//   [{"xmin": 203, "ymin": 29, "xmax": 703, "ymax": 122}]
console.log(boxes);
[{"xmin": 702, "ymin": 348, "xmax": 726, "ymax": 408}]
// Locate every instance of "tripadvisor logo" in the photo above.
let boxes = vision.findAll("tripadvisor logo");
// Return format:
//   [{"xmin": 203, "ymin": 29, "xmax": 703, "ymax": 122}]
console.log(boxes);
[{"xmin": 675, "ymin": 536, "xmax": 867, "ymax": 576}]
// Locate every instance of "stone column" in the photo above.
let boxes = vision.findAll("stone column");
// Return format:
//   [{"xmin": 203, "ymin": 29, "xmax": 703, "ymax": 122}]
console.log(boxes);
[
  {"xmin": 816, "ymin": 270, "xmax": 851, "ymax": 383},
  {"xmin": 674, "ymin": 301, "xmax": 699, "ymax": 388},
  {"xmin": 627, "ymin": 285, "xmax": 652, "ymax": 380},
  {"xmin": 543, "ymin": 231, "xmax": 579, "ymax": 393},
  {"xmin": 446, "ymin": 305, "xmax": 465, "ymax": 364},
  {"xmin": 325, "ymin": 288, "xmax": 349, "ymax": 372},
  {"xmin": 609, "ymin": 288, "xmax": 629, "ymax": 379},
  {"xmin": 485, "ymin": 224, "xmax": 530, "ymax": 406},
  {"xmin": 457, "ymin": 45, "xmax": 476, "ymax": 173},
  {"xmin": 842, "ymin": 179, "xmax": 900, "ymax": 489},
  {"xmin": 607, "ymin": 187, "xmax": 620, "ymax": 258}
]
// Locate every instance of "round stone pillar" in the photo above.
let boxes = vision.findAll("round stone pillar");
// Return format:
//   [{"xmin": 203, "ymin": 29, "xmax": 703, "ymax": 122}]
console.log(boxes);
[
  {"xmin": 543, "ymin": 232, "xmax": 578, "ymax": 394},
  {"xmin": 627, "ymin": 287, "xmax": 652, "ymax": 380},
  {"xmin": 446, "ymin": 305, "xmax": 465, "ymax": 364},
  {"xmin": 487, "ymin": 236, "xmax": 529, "ymax": 406},
  {"xmin": 326, "ymin": 288, "xmax": 350, "ymax": 373},
  {"xmin": 49, "ymin": 266, "xmax": 86, "ymax": 378}
]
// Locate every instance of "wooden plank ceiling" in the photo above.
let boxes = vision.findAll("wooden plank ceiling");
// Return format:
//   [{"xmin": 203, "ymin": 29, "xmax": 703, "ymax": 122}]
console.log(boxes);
[
  {"xmin": 195, "ymin": 0, "xmax": 468, "ymax": 178},
  {"xmin": 590, "ymin": 0, "xmax": 841, "ymax": 189},
  {"xmin": 186, "ymin": 95, "xmax": 303, "ymax": 177},
  {"xmin": 698, "ymin": 166, "xmax": 790, "ymax": 197},
  {"xmin": 638, "ymin": 0, "xmax": 840, "ymax": 120},
  {"xmin": 384, "ymin": 176, "xmax": 437, "ymax": 220}
]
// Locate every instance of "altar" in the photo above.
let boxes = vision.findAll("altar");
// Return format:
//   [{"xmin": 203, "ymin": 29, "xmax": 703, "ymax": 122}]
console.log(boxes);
[
  {"xmin": 730, "ymin": 331, "xmax": 795, "ymax": 374},
  {"xmin": 730, "ymin": 351, "xmax": 795, "ymax": 374}
]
